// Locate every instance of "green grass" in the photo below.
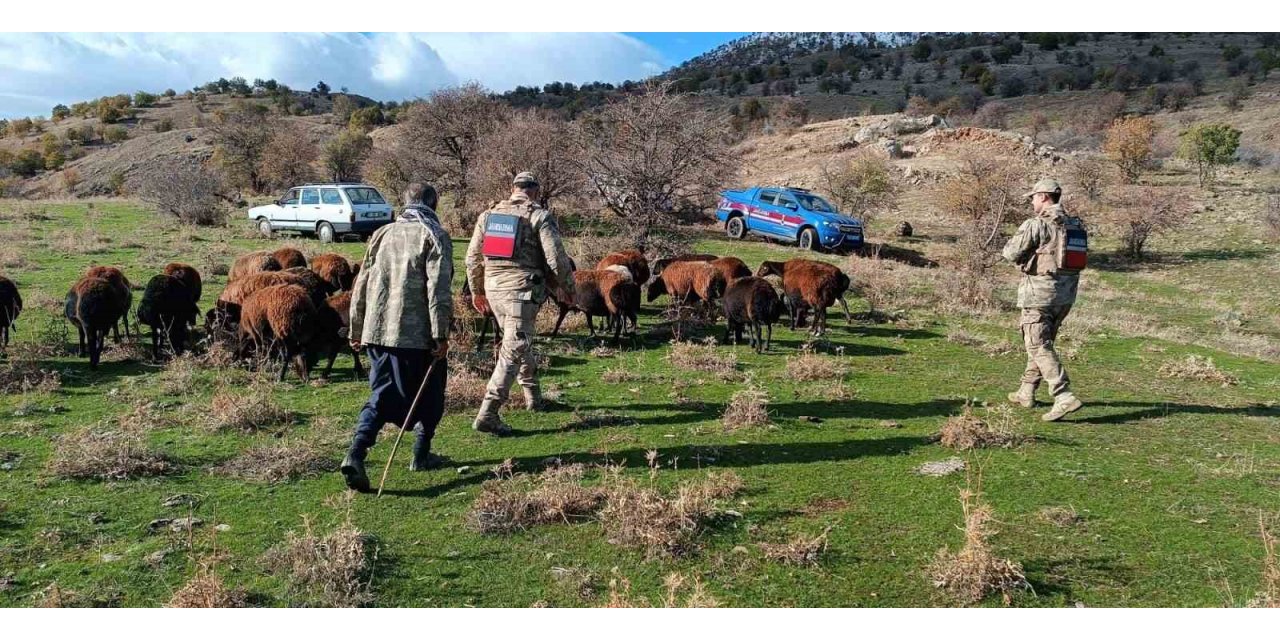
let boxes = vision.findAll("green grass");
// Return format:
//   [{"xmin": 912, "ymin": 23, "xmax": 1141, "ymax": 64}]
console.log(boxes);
[{"xmin": 1, "ymin": 200, "xmax": 1278, "ymax": 607}]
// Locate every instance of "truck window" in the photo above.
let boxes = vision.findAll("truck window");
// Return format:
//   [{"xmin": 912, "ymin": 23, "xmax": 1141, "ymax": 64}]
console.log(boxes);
[
  {"xmin": 344, "ymin": 187, "xmax": 386, "ymax": 205},
  {"xmin": 776, "ymin": 194, "xmax": 799, "ymax": 210},
  {"xmin": 795, "ymin": 194, "xmax": 835, "ymax": 213},
  {"xmin": 300, "ymin": 188, "xmax": 320, "ymax": 205},
  {"xmin": 758, "ymin": 190, "xmax": 778, "ymax": 205},
  {"xmin": 282, "ymin": 189, "xmax": 300, "ymax": 205},
  {"xmin": 321, "ymin": 188, "xmax": 343, "ymax": 205}
]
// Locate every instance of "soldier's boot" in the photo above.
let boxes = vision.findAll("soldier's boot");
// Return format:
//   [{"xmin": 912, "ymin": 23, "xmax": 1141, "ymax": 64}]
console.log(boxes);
[
  {"xmin": 409, "ymin": 423, "xmax": 446, "ymax": 471},
  {"xmin": 1042, "ymin": 393, "xmax": 1083, "ymax": 422},
  {"xmin": 472, "ymin": 400, "xmax": 513, "ymax": 437},
  {"xmin": 1007, "ymin": 383, "xmax": 1038, "ymax": 408},
  {"xmin": 340, "ymin": 449, "xmax": 372, "ymax": 493}
]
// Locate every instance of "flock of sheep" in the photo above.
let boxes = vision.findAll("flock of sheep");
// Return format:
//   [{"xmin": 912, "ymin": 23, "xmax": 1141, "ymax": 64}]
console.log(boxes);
[{"xmin": 0, "ymin": 245, "xmax": 854, "ymax": 381}]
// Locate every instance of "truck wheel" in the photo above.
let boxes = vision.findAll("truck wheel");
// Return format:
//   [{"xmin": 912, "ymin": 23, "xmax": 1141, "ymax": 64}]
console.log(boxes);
[
  {"xmin": 798, "ymin": 227, "xmax": 819, "ymax": 252},
  {"xmin": 317, "ymin": 222, "xmax": 337, "ymax": 244},
  {"xmin": 257, "ymin": 218, "xmax": 274, "ymax": 238},
  {"xmin": 726, "ymin": 216, "xmax": 746, "ymax": 240}
]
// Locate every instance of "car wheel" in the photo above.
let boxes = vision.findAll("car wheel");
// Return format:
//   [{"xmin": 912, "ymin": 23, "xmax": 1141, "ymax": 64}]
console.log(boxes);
[
  {"xmin": 726, "ymin": 216, "xmax": 746, "ymax": 240},
  {"xmin": 318, "ymin": 222, "xmax": 336, "ymax": 244},
  {"xmin": 798, "ymin": 227, "xmax": 818, "ymax": 251},
  {"xmin": 257, "ymin": 218, "xmax": 274, "ymax": 238}
]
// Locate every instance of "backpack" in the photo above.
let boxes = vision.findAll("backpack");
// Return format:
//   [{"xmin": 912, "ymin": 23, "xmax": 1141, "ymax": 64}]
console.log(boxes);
[{"xmin": 1033, "ymin": 215, "xmax": 1088, "ymax": 275}]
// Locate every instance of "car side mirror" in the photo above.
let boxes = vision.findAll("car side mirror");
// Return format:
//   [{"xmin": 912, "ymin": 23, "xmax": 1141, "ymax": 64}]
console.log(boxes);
[
  {"xmin": 785, "ymin": 203, "xmax": 798, "ymax": 211},
  {"xmin": 275, "ymin": 199, "xmax": 283, "ymax": 207}
]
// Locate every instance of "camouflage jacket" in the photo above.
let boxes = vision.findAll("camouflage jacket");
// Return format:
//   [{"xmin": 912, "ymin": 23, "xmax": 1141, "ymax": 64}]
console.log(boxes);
[
  {"xmin": 464, "ymin": 193, "xmax": 574, "ymax": 302},
  {"xmin": 350, "ymin": 207, "xmax": 454, "ymax": 348},
  {"xmin": 1001, "ymin": 204, "xmax": 1080, "ymax": 308}
]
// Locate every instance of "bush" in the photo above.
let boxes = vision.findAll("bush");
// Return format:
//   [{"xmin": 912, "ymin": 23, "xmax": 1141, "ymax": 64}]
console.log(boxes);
[
  {"xmin": 1177, "ymin": 123, "xmax": 1241, "ymax": 187},
  {"xmin": 972, "ymin": 102, "xmax": 1009, "ymax": 129},
  {"xmin": 131, "ymin": 160, "xmax": 226, "ymax": 225},
  {"xmin": 51, "ymin": 104, "xmax": 70, "ymax": 121},
  {"xmin": 61, "ymin": 168, "xmax": 82, "ymax": 194},
  {"xmin": 1068, "ymin": 155, "xmax": 1109, "ymax": 200},
  {"xmin": 153, "ymin": 118, "xmax": 174, "ymax": 133},
  {"xmin": 1104, "ymin": 116, "xmax": 1156, "ymax": 184},
  {"xmin": 1105, "ymin": 186, "xmax": 1195, "ymax": 260},
  {"xmin": 322, "ymin": 129, "xmax": 371, "ymax": 182},
  {"xmin": 259, "ymin": 124, "xmax": 318, "ymax": 190},
  {"xmin": 96, "ymin": 101, "xmax": 124, "ymax": 124},
  {"xmin": 102, "ymin": 125, "xmax": 128, "ymax": 144},
  {"xmin": 935, "ymin": 152, "xmax": 1028, "ymax": 309},
  {"xmin": 1265, "ymin": 194, "xmax": 1280, "ymax": 239},
  {"xmin": 133, "ymin": 91, "xmax": 157, "ymax": 108},
  {"xmin": 1226, "ymin": 80, "xmax": 1249, "ymax": 112},
  {"xmin": 10, "ymin": 149, "xmax": 44, "ymax": 177},
  {"xmin": 819, "ymin": 150, "xmax": 898, "ymax": 230}
]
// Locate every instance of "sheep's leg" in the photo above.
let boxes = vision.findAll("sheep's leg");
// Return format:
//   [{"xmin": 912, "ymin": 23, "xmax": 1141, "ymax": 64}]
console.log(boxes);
[
  {"xmin": 586, "ymin": 314, "xmax": 596, "ymax": 337},
  {"xmin": 322, "ymin": 342, "xmax": 339, "ymax": 379},
  {"xmin": 475, "ymin": 316, "xmax": 489, "ymax": 352},
  {"xmin": 839, "ymin": 296, "xmax": 852, "ymax": 324},
  {"xmin": 89, "ymin": 329, "xmax": 102, "ymax": 370},
  {"xmin": 550, "ymin": 306, "xmax": 571, "ymax": 338},
  {"xmin": 612, "ymin": 312, "xmax": 623, "ymax": 343},
  {"xmin": 350, "ymin": 345, "xmax": 365, "ymax": 379},
  {"xmin": 76, "ymin": 325, "xmax": 86, "ymax": 356},
  {"xmin": 766, "ymin": 321, "xmax": 773, "ymax": 352},
  {"xmin": 150, "ymin": 324, "xmax": 160, "ymax": 359},
  {"xmin": 112, "ymin": 321, "xmax": 120, "ymax": 344},
  {"xmin": 277, "ymin": 343, "xmax": 291, "ymax": 382},
  {"xmin": 293, "ymin": 346, "xmax": 310, "ymax": 383}
]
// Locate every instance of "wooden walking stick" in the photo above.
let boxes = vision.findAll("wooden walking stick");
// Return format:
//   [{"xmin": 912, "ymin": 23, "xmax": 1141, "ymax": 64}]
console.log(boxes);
[{"xmin": 376, "ymin": 358, "xmax": 442, "ymax": 497}]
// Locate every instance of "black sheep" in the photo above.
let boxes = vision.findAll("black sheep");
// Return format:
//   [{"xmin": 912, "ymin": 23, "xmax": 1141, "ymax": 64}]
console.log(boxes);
[
  {"xmin": 65, "ymin": 276, "xmax": 128, "ymax": 369},
  {"xmin": 722, "ymin": 277, "xmax": 783, "ymax": 353},
  {"xmin": 137, "ymin": 274, "xmax": 200, "ymax": 358},
  {"xmin": 0, "ymin": 275, "xmax": 21, "ymax": 348}
]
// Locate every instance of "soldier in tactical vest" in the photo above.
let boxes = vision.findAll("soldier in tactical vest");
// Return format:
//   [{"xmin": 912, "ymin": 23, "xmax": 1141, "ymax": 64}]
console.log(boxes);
[
  {"xmin": 465, "ymin": 172, "xmax": 575, "ymax": 436},
  {"xmin": 1001, "ymin": 178, "xmax": 1087, "ymax": 422}
]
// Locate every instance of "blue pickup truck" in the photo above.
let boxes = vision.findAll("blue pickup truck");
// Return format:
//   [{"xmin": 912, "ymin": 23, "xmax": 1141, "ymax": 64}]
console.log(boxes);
[{"xmin": 715, "ymin": 187, "xmax": 864, "ymax": 252}]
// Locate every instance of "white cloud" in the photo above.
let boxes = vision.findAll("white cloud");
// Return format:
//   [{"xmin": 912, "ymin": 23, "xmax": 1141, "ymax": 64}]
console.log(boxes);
[{"xmin": 0, "ymin": 32, "xmax": 668, "ymax": 118}]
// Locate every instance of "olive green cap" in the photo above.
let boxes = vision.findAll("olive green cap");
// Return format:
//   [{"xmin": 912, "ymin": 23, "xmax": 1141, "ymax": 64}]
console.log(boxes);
[
  {"xmin": 513, "ymin": 171, "xmax": 539, "ymax": 187},
  {"xmin": 1022, "ymin": 178, "xmax": 1062, "ymax": 199}
]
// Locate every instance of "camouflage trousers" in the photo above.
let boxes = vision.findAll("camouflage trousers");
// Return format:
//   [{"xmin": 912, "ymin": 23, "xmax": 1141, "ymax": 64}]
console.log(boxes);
[
  {"xmin": 478, "ymin": 294, "xmax": 541, "ymax": 418},
  {"xmin": 1019, "ymin": 304, "xmax": 1072, "ymax": 396}
]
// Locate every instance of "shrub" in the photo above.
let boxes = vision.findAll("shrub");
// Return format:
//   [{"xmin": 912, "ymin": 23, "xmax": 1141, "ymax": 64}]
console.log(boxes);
[
  {"xmin": 1068, "ymin": 155, "xmax": 1109, "ymax": 200},
  {"xmin": 1264, "ymin": 194, "xmax": 1280, "ymax": 239},
  {"xmin": 96, "ymin": 101, "xmax": 124, "ymax": 124},
  {"xmin": 1103, "ymin": 116, "xmax": 1156, "ymax": 184},
  {"xmin": 259, "ymin": 124, "xmax": 318, "ymax": 190},
  {"xmin": 46, "ymin": 424, "xmax": 176, "ymax": 480},
  {"xmin": 667, "ymin": 339, "xmax": 738, "ymax": 377},
  {"xmin": 1177, "ymin": 123, "xmax": 1241, "ymax": 187},
  {"xmin": 1105, "ymin": 186, "xmax": 1194, "ymax": 260},
  {"xmin": 10, "ymin": 149, "xmax": 44, "ymax": 177},
  {"xmin": 1158, "ymin": 354, "xmax": 1239, "ymax": 386},
  {"xmin": 153, "ymin": 118, "xmax": 174, "ymax": 133},
  {"xmin": 166, "ymin": 564, "xmax": 248, "ymax": 608},
  {"xmin": 214, "ymin": 437, "xmax": 334, "ymax": 483},
  {"xmin": 1225, "ymin": 79, "xmax": 1249, "ymax": 112},
  {"xmin": 819, "ymin": 149, "xmax": 898, "ymax": 230},
  {"xmin": 972, "ymin": 102, "xmax": 1009, "ymax": 129},
  {"xmin": 721, "ymin": 381, "xmax": 771, "ymax": 430},
  {"xmin": 60, "ymin": 168, "xmax": 81, "ymax": 194},
  {"xmin": 466, "ymin": 463, "xmax": 608, "ymax": 535},
  {"xmin": 1028, "ymin": 112, "xmax": 1050, "ymax": 143},
  {"xmin": 470, "ymin": 108, "xmax": 583, "ymax": 209},
  {"xmin": 784, "ymin": 349, "xmax": 847, "ymax": 381},
  {"xmin": 758, "ymin": 528, "xmax": 832, "ymax": 566},
  {"xmin": 133, "ymin": 91, "xmax": 157, "ymax": 108},
  {"xmin": 50, "ymin": 104, "xmax": 71, "ymax": 121},
  {"xmin": 321, "ymin": 129, "xmax": 371, "ymax": 182},
  {"xmin": 131, "ymin": 160, "xmax": 226, "ymax": 225},
  {"xmin": 102, "ymin": 125, "xmax": 128, "ymax": 144},
  {"xmin": 598, "ymin": 470, "xmax": 743, "ymax": 557},
  {"xmin": 935, "ymin": 152, "xmax": 1028, "ymax": 309},
  {"xmin": 938, "ymin": 405, "xmax": 1020, "ymax": 450},
  {"xmin": 204, "ymin": 383, "xmax": 293, "ymax": 432}
]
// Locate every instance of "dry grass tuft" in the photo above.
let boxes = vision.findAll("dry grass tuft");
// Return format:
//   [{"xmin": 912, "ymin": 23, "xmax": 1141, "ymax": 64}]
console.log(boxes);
[
  {"xmin": 929, "ymin": 480, "xmax": 1031, "ymax": 605},
  {"xmin": 166, "ymin": 563, "xmax": 248, "ymax": 608},
  {"xmin": 599, "ymin": 470, "xmax": 744, "ymax": 558},
  {"xmin": 1249, "ymin": 512, "xmax": 1280, "ymax": 608},
  {"xmin": 668, "ymin": 339, "xmax": 738, "ymax": 378},
  {"xmin": 157, "ymin": 353, "xmax": 199, "ymax": 395},
  {"xmin": 602, "ymin": 367, "xmax": 649, "ymax": 384},
  {"xmin": 444, "ymin": 364, "xmax": 488, "ymax": 411},
  {"xmin": 1038, "ymin": 505, "xmax": 1083, "ymax": 528},
  {"xmin": 939, "ymin": 405, "xmax": 1020, "ymax": 451},
  {"xmin": 214, "ymin": 436, "xmax": 335, "ymax": 483},
  {"xmin": 0, "ymin": 344, "xmax": 62, "ymax": 394},
  {"xmin": 465, "ymin": 463, "xmax": 608, "ymax": 535},
  {"xmin": 204, "ymin": 383, "xmax": 293, "ymax": 433},
  {"xmin": 721, "ymin": 381, "xmax": 771, "ymax": 430},
  {"xmin": 47, "ymin": 424, "xmax": 176, "ymax": 480},
  {"xmin": 758, "ymin": 527, "xmax": 832, "ymax": 567},
  {"xmin": 263, "ymin": 516, "xmax": 374, "ymax": 608},
  {"xmin": 1159, "ymin": 355, "xmax": 1240, "ymax": 386},
  {"xmin": 784, "ymin": 349, "xmax": 847, "ymax": 381},
  {"xmin": 603, "ymin": 570, "xmax": 720, "ymax": 608}
]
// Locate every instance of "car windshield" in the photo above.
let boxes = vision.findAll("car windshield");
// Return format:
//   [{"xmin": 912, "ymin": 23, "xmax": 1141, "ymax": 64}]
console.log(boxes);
[
  {"xmin": 794, "ymin": 193, "xmax": 836, "ymax": 213},
  {"xmin": 343, "ymin": 187, "xmax": 386, "ymax": 205}
]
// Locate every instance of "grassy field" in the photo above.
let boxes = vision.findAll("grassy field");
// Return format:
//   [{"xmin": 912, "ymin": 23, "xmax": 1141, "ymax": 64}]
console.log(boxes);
[{"xmin": 0, "ymin": 199, "xmax": 1278, "ymax": 607}]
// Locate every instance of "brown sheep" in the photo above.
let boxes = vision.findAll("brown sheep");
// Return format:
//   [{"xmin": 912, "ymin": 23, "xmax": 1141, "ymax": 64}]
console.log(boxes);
[
  {"xmin": 162, "ymin": 262, "xmax": 202, "ymax": 305},
  {"xmin": 550, "ymin": 268, "xmax": 640, "ymax": 341},
  {"xmin": 84, "ymin": 265, "xmax": 133, "ymax": 342},
  {"xmin": 709, "ymin": 256, "xmax": 751, "ymax": 283},
  {"xmin": 756, "ymin": 259, "xmax": 852, "ymax": 335},
  {"xmin": 0, "ymin": 275, "xmax": 21, "ymax": 348},
  {"xmin": 314, "ymin": 291, "xmax": 365, "ymax": 379},
  {"xmin": 596, "ymin": 250, "xmax": 650, "ymax": 286},
  {"xmin": 238, "ymin": 284, "xmax": 319, "ymax": 382},
  {"xmin": 271, "ymin": 247, "xmax": 308, "ymax": 270},
  {"xmin": 136, "ymin": 274, "xmax": 200, "ymax": 358},
  {"xmin": 209, "ymin": 270, "xmax": 329, "ymax": 335},
  {"xmin": 64, "ymin": 276, "xmax": 128, "ymax": 369},
  {"xmin": 722, "ymin": 277, "xmax": 783, "ymax": 353},
  {"xmin": 651, "ymin": 253, "xmax": 718, "ymax": 277},
  {"xmin": 646, "ymin": 261, "xmax": 727, "ymax": 306},
  {"xmin": 310, "ymin": 253, "xmax": 356, "ymax": 291},
  {"xmin": 228, "ymin": 250, "xmax": 282, "ymax": 282}
]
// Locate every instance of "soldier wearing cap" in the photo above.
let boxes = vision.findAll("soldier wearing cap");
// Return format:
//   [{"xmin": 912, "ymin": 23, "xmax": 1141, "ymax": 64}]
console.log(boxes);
[
  {"xmin": 1001, "ymin": 178, "xmax": 1085, "ymax": 422},
  {"xmin": 465, "ymin": 171, "xmax": 575, "ymax": 435}
]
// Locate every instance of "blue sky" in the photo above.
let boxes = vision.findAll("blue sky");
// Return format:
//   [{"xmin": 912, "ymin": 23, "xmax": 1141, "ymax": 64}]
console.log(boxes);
[
  {"xmin": 626, "ymin": 32, "xmax": 751, "ymax": 66},
  {"xmin": 0, "ymin": 32, "xmax": 751, "ymax": 119}
]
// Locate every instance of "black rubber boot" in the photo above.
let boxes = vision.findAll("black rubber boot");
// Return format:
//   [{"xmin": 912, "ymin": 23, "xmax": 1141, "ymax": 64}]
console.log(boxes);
[
  {"xmin": 409, "ymin": 424, "xmax": 445, "ymax": 471},
  {"xmin": 340, "ymin": 450, "xmax": 371, "ymax": 493}
]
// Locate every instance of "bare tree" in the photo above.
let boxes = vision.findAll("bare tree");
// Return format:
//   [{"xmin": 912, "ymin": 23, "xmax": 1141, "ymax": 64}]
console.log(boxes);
[
  {"xmin": 397, "ymin": 83, "xmax": 510, "ymax": 211},
  {"xmin": 573, "ymin": 83, "xmax": 738, "ymax": 247},
  {"xmin": 471, "ymin": 109, "xmax": 584, "ymax": 208},
  {"xmin": 322, "ymin": 129, "xmax": 372, "ymax": 182},
  {"xmin": 935, "ymin": 152, "xmax": 1029, "ymax": 309},
  {"xmin": 1105, "ymin": 186, "xmax": 1195, "ymax": 261},
  {"xmin": 131, "ymin": 159, "xmax": 227, "ymax": 226},
  {"xmin": 258, "ymin": 124, "xmax": 318, "ymax": 191},
  {"xmin": 1068, "ymin": 155, "xmax": 1110, "ymax": 201},
  {"xmin": 819, "ymin": 149, "xmax": 899, "ymax": 233},
  {"xmin": 207, "ymin": 102, "xmax": 274, "ymax": 194}
]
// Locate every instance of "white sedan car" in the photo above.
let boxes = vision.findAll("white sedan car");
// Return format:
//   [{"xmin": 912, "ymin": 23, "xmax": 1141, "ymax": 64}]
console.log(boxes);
[{"xmin": 248, "ymin": 183, "xmax": 394, "ymax": 243}]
